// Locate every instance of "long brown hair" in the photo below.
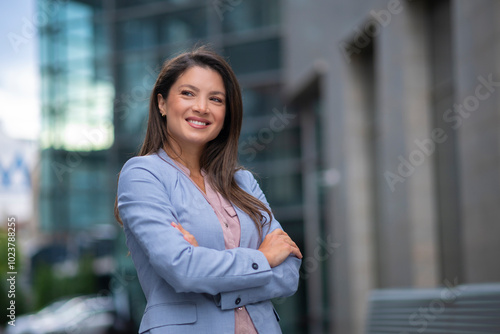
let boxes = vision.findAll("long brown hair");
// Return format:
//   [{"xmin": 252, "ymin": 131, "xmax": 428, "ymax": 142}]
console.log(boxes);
[{"xmin": 114, "ymin": 46, "xmax": 272, "ymax": 236}]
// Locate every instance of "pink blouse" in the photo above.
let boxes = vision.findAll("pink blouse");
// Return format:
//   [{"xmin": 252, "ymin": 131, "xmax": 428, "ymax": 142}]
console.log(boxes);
[{"xmin": 174, "ymin": 161, "xmax": 259, "ymax": 334}]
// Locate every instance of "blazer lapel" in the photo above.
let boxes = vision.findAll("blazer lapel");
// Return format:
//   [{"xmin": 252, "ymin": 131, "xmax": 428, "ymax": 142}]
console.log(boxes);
[{"xmin": 234, "ymin": 206, "xmax": 260, "ymax": 249}]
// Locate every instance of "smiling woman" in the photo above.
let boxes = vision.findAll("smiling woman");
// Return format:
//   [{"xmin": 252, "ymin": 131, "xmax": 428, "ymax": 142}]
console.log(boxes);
[
  {"xmin": 158, "ymin": 66, "xmax": 226, "ymax": 158},
  {"xmin": 114, "ymin": 46, "xmax": 302, "ymax": 334},
  {"xmin": 156, "ymin": 66, "xmax": 227, "ymax": 192}
]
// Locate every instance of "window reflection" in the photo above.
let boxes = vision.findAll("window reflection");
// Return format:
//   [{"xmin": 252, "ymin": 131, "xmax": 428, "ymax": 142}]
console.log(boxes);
[
  {"xmin": 39, "ymin": 0, "xmax": 114, "ymax": 150},
  {"xmin": 222, "ymin": 0, "xmax": 280, "ymax": 33},
  {"xmin": 117, "ymin": 19, "xmax": 158, "ymax": 50},
  {"xmin": 242, "ymin": 86, "xmax": 282, "ymax": 116},
  {"xmin": 161, "ymin": 8, "xmax": 207, "ymax": 44},
  {"xmin": 260, "ymin": 172, "xmax": 302, "ymax": 207},
  {"xmin": 115, "ymin": 54, "xmax": 157, "ymax": 135},
  {"xmin": 118, "ymin": 0, "xmax": 193, "ymax": 8},
  {"xmin": 224, "ymin": 38, "xmax": 281, "ymax": 75}
]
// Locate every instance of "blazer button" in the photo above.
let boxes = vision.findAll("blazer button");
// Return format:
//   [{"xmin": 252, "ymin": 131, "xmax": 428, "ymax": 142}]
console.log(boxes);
[
  {"xmin": 235, "ymin": 297, "xmax": 241, "ymax": 305},
  {"xmin": 252, "ymin": 263, "xmax": 259, "ymax": 270}
]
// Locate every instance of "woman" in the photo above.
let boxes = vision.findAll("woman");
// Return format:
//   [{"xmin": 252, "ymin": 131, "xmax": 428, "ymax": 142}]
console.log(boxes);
[{"xmin": 115, "ymin": 46, "xmax": 302, "ymax": 334}]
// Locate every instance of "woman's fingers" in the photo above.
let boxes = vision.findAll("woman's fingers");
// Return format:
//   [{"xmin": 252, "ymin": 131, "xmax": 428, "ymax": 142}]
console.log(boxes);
[
  {"xmin": 171, "ymin": 222, "xmax": 199, "ymax": 247},
  {"xmin": 289, "ymin": 243, "xmax": 302, "ymax": 259},
  {"xmin": 272, "ymin": 229, "xmax": 303, "ymax": 258},
  {"xmin": 282, "ymin": 235, "xmax": 303, "ymax": 259},
  {"xmin": 258, "ymin": 228, "xmax": 303, "ymax": 267},
  {"xmin": 183, "ymin": 234, "xmax": 199, "ymax": 247},
  {"xmin": 171, "ymin": 223, "xmax": 299, "ymax": 258},
  {"xmin": 171, "ymin": 221, "xmax": 186, "ymax": 233}
]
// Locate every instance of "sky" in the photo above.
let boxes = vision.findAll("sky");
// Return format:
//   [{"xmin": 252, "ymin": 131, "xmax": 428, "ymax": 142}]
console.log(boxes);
[{"xmin": 0, "ymin": 0, "xmax": 40, "ymax": 141}]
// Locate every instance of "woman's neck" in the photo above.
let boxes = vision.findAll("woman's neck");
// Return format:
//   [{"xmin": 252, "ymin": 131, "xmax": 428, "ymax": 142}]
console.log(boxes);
[{"xmin": 164, "ymin": 142, "xmax": 203, "ymax": 177}]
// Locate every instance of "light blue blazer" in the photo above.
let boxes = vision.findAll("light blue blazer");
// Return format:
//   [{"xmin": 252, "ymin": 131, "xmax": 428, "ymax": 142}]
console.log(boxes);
[{"xmin": 117, "ymin": 148, "xmax": 301, "ymax": 333}]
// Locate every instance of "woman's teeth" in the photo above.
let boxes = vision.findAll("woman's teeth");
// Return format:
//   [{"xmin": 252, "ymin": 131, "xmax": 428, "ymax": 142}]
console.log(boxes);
[{"xmin": 188, "ymin": 120, "xmax": 208, "ymax": 126}]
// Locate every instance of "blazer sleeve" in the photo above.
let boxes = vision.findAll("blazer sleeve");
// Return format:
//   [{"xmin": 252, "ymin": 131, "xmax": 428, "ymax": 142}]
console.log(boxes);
[
  {"xmin": 117, "ymin": 158, "xmax": 274, "ymax": 295},
  {"xmin": 216, "ymin": 170, "xmax": 302, "ymax": 310}
]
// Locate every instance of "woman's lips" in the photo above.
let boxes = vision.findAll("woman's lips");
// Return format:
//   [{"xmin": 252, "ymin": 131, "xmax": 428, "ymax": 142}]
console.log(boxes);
[{"xmin": 186, "ymin": 117, "xmax": 210, "ymax": 128}]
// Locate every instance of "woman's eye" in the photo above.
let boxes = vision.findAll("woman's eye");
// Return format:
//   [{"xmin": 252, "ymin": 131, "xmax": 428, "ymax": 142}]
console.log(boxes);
[
  {"xmin": 181, "ymin": 90, "xmax": 194, "ymax": 96},
  {"xmin": 211, "ymin": 97, "xmax": 223, "ymax": 103}
]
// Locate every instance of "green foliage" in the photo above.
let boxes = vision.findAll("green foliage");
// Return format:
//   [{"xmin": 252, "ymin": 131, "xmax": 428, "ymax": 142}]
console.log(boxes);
[
  {"xmin": 32, "ymin": 263, "xmax": 55, "ymax": 311},
  {"xmin": 33, "ymin": 254, "xmax": 97, "ymax": 311}
]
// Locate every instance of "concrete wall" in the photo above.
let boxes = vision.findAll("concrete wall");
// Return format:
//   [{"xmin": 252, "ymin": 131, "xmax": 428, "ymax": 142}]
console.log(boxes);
[
  {"xmin": 283, "ymin": 0, "xmax": 500, "ymax": 332},
  {"xmin": 452, "ymin": 0, "xmax": 500, "ymax": 284}
]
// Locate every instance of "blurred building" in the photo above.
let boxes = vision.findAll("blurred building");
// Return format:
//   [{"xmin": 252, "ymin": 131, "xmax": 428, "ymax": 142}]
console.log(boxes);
[
  {"xmin": 283, "ymin": 0, "xmax": 500, "ymax": 333},
  {"xmin": 37, "ymin": 0, "xmax": 500, "ymax": 333}
]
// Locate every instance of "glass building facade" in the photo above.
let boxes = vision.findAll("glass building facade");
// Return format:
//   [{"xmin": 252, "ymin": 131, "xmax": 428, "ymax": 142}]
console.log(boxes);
[
  {"xmin": 39, "ymin": 0, "xmax": 308, "ymax": 332},
  {"xmin": 39, "ymin": 0, "xmax": 115, "ymax": 232}
]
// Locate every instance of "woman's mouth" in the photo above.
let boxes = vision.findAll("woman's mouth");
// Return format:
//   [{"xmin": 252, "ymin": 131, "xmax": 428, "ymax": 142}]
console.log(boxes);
[
  {"xmin": 187, "ymin": 119, "xmax": 209, "ymax": 126},
  {"xmin": 186, "ymin": 117, "xmax": 211, "ymax": 128}
]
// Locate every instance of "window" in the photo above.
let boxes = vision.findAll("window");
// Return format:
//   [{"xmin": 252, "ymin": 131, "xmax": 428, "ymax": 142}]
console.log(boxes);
[
  {"xmin": 117, "ymin": 18, "xmax": 158, "ymax": 50},
  {"xmin": 221, "ymin": 0, "xmax": 280, "ymax": 33},
  {"xmin": 160, "ymin": 7, "xmax": 207, "ymax": 44},
  {"xmin": 224, "ymin": 38, "xmax": 281, "ymax": 75}
]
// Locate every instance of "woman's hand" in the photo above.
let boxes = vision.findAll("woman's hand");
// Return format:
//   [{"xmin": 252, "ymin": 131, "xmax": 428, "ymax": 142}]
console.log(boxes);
[
  {"xmin": 171, "ymin": 223, "xmax": 302, "ymax": 268},
  {"xmin": 171, "ymin": 222, "xmax": 198, "ymax": 247},
  {"xmin": 258, "ymin": 229, "xmax": 302, "ymax": 268}
]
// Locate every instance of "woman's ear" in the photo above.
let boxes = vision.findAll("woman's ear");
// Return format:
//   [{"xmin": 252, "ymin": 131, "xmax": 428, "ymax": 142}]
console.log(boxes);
[{"xmin": 157, "ymin": 93, "xmax": 166, "ymax": 116}]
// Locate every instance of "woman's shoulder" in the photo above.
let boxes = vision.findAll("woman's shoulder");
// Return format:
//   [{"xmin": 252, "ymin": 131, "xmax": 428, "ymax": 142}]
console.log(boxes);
[
  {"xmin": 122, "ymin": 153, "xmax": 159, "ymax": 169},
  {"xmin": 118, "ymin": 153, "xmax": 181, "ymax": 194},
  {"xmin": 120, "ymin": 152, "xmax": 177, "ymax": 178},
  {"xmin": 234, "ymin": 168, "xmax": 258, "ymax": 188},
  {"xmin": 234, "ymin": 167, "xmax": 252, "ymax": 179},
  {"xmin": 234, "ymin": 168, "xmax": 267, "ymax": 201}
]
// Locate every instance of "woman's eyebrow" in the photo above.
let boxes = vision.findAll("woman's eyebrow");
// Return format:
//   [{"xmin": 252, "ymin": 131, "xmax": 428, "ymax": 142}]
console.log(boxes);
[
  {"xmin": 211, "ymin": 90, "xmax": 226, "ymax": 97},
  {"xmin": 178, "ymin": 84, "xmax": 225, "ymax": 96},
  {"xmin": 178, "ymin": 84, "xmax": 199, "ymax": 92}
]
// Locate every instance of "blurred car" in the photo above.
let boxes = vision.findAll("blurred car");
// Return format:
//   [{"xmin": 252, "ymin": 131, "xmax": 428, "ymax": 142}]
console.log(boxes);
[{"xmin": 6, "ymin": 295, "xmax": 116, "ymax": 334}]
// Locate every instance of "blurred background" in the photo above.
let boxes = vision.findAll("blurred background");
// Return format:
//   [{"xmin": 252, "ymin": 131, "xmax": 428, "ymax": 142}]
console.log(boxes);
[{"xmin": 1, "ymin": 0, "xmax": 500, "ymax": 333}]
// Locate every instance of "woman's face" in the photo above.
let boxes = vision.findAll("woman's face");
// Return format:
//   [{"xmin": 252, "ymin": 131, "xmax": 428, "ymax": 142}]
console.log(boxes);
[{"xmin": 158, "ymin": 65, "xmax": 226, "ymax": 152}]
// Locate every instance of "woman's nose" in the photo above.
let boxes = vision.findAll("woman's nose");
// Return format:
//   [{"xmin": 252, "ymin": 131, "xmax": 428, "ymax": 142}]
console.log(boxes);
[{"xmin": 193, "ymin": 98, "xmax": 208, "ymax": 113}]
